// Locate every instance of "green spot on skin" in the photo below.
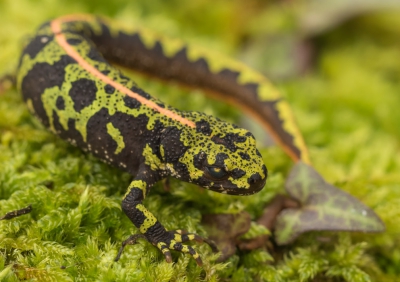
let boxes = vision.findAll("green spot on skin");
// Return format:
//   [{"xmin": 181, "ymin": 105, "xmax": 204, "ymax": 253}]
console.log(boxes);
[
  {"xmin": 106, "ymin": 122, "xmax": 125, "ymax": 154},
  {"xmin": 137, "ymin": 32, "xmax": 158, "ymax": 50},
  {"xmin": 160, "ymin": 144, "xmax": 165, "ymax": 159},
  {"xmin": 159, "ymin": 37, "xmax": 186, "ymax": 58},
  {"xmin": 275, "ymin": 100, "xmax": 309, "ymax": 163},
  {"xmin": 41, "ymin": 86, "xmax": 69, "ymax": 133},
  {"xmin": 186, "ymin": 46, "xmax": 232, "ymax": 74},
  {"xmin": 136, "ymin": 203, "xmax": 158, "ymax": 233},
  {"xmin": 143, "ymin": 144, "xmax": 164, "ymax": 171},
  {"xmin": 255, "ymin": 82, "xmax": 281, "ymax": 101},
  {"xmin": 123, "ymin": 180, "xmax": 147, "ymax": 199},
  {"xmin": 111, "ymin": 23, "xmax": 158, "ymax": 50},
  {"xmin": 17, "ymin": 40, "xmax": 66, "ymax": 89},
  {"xmin": 228, "ymin": 177, "xmax": 250, "ymax": 189}
]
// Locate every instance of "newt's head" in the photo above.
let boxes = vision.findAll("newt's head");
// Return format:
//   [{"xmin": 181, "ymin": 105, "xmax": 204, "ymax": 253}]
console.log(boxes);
[{"xmin": 160, "ymin": 114, "xmax": 267, "ymax": 195}]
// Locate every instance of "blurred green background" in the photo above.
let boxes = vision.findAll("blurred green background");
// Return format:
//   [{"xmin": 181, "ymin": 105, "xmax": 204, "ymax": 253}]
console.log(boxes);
[{"xmin": 1, "ymin": 0, "xmax": 400, "ymax": 281}]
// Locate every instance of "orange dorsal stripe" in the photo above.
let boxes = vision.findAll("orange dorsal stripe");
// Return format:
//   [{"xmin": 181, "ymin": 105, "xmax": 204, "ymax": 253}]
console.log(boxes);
[{"xmin": 50, "ymin": 16, "xmax": 196, "ymax": 128}]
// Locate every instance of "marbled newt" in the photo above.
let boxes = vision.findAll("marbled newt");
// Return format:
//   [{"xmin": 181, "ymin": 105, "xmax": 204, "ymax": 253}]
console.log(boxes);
[{"xmin": 15, "ymin": 14, "xmax": 309, "ymax": 265}]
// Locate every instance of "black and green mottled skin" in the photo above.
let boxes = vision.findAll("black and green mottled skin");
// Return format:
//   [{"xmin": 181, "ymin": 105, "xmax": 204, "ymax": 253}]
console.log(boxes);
[{"xmin": 17, "ymin": 15, "xmax": 273, "ymax": 264}]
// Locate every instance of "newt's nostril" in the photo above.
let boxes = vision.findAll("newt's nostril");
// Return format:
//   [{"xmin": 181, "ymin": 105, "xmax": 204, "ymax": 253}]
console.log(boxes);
[
  {"xmin": 247, "ymin": 168, "xmax": 267, "ymax": 193},
  {"xmin": 248, "ymin": 173, "xmax": 261, "ymax": 184}
]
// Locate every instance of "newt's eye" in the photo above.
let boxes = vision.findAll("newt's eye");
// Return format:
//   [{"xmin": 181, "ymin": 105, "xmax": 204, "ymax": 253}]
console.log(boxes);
[{"xmin": 206, "ymin": 166, "xmax": 228, "ymax": 180}]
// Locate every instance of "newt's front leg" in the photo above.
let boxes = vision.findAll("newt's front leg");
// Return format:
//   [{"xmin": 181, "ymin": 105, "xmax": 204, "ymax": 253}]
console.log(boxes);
[{"xmin": 116, "ymin": 167, "xmax": 217, "ymax": 265}]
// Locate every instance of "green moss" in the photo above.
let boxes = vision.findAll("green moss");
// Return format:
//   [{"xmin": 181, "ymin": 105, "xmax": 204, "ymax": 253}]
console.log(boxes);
[{"xmin": 1, "ymin": 0, "xmax": 400, "ymax": 281}]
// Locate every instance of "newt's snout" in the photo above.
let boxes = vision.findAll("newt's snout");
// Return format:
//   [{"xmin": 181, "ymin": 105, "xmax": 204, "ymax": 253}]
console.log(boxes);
[{"xmin": 248, "ymin": 165, "xmax": 268, "ymax": 193}]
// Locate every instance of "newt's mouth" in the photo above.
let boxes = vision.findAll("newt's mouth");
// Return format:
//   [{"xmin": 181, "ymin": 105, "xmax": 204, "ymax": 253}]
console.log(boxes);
[{"xmin": 209, "ymin": 174, "xmax": 267, "ymax": 196}]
